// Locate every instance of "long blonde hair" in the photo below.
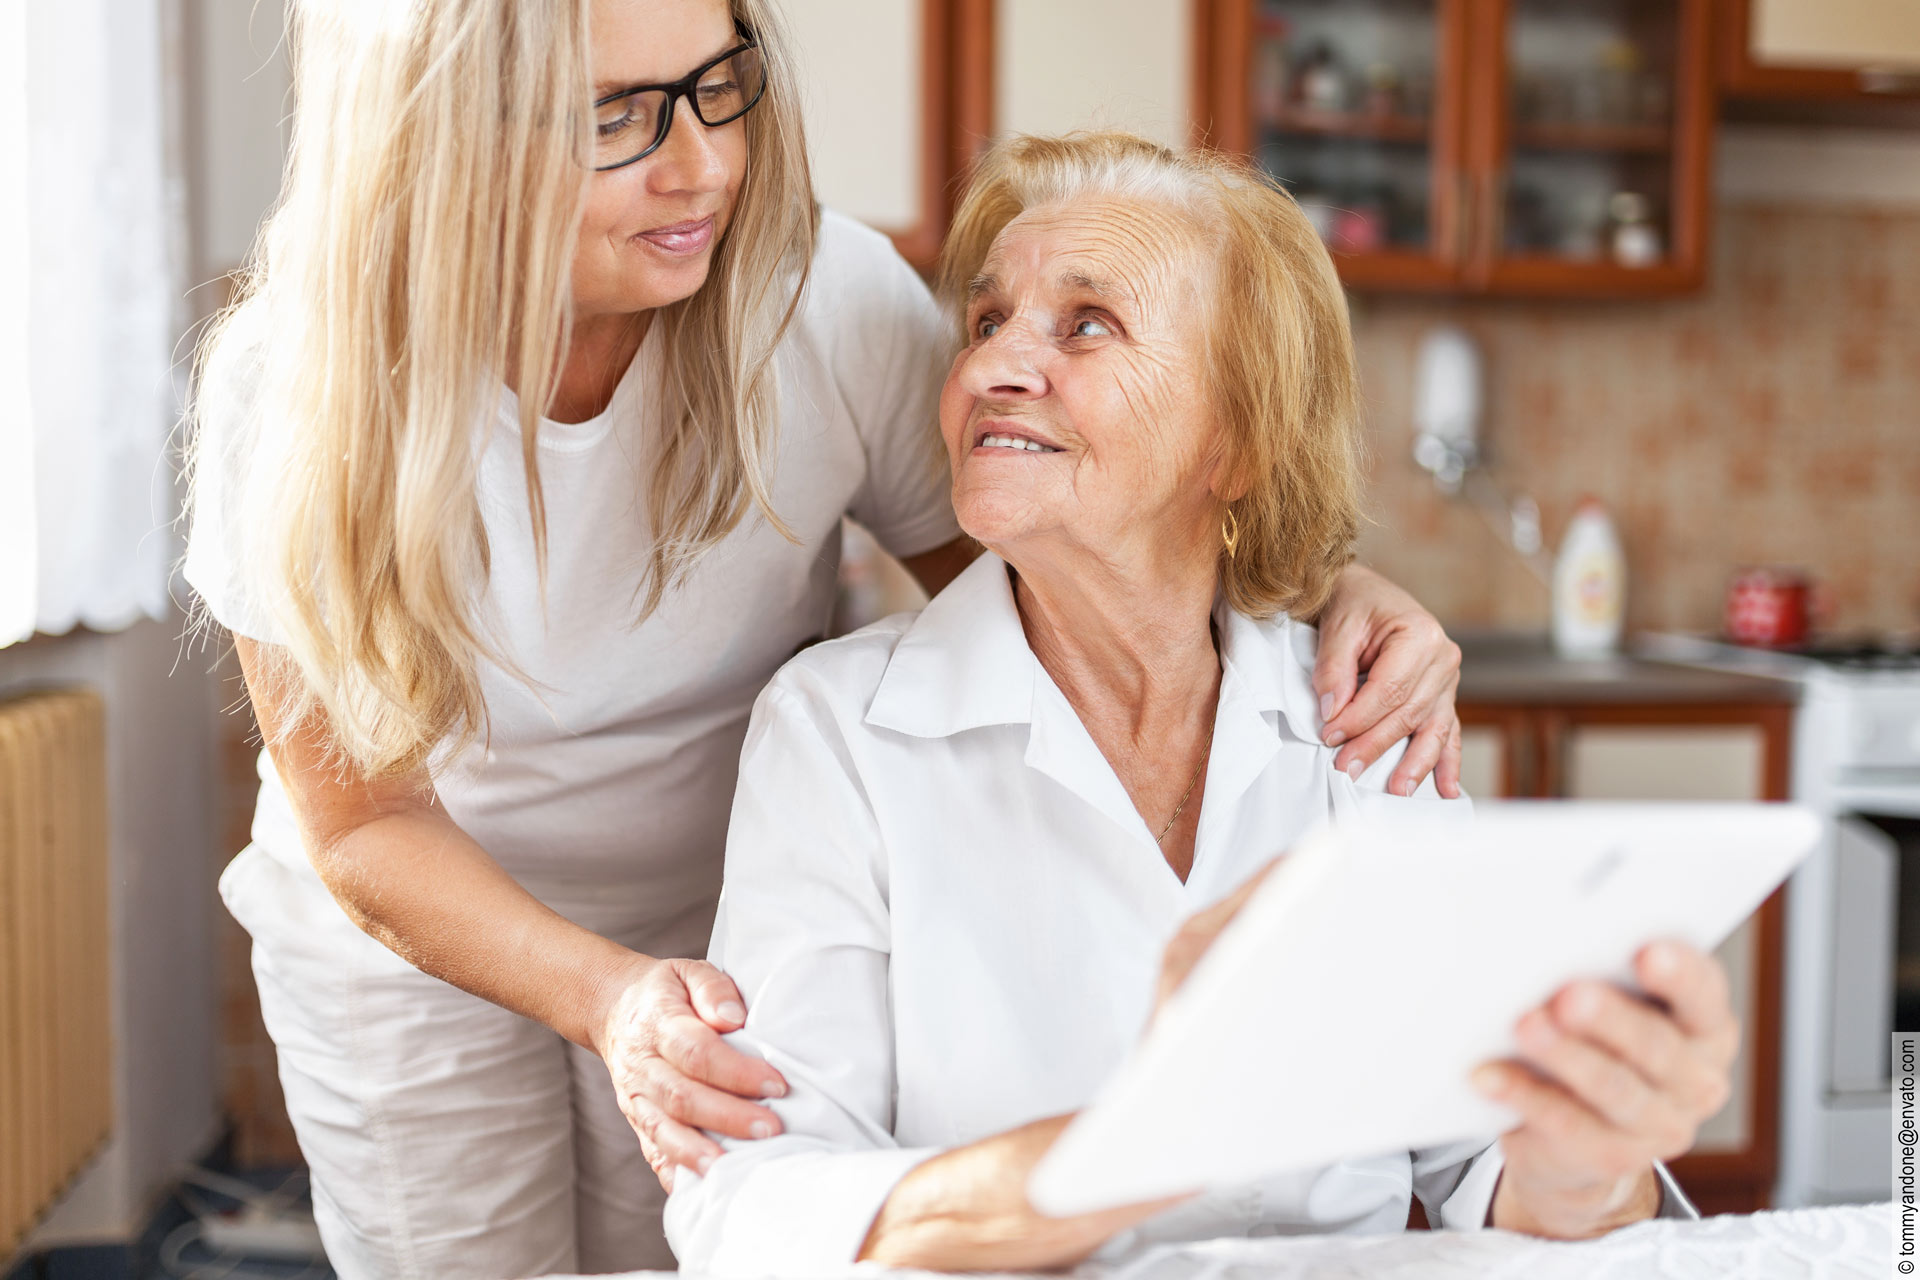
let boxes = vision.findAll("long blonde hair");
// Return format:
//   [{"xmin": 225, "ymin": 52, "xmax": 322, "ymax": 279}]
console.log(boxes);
[
  {"xmin": 191, "ymin": 0, "xmax": 816, "ymax": 777},
  {"xmin": 938, "ymin": 132, "xmax": 1361, "ymax": 620}
]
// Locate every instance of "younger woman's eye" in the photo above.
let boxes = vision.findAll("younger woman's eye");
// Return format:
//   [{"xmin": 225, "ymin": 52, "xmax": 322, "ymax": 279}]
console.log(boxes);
[
  {"xmin": 596, "ymin": 103, "xmax": 633, "ymax": 137},
  {"xmin": 1070, "ymin": 316, "xmax": 1114, "ymax": 338}
]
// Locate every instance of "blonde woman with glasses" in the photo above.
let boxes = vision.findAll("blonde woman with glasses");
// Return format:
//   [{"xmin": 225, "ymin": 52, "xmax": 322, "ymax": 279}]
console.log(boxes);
[{"xmin": 185, "ymin": 1, "xmax": 1467, "ymax": 1274}]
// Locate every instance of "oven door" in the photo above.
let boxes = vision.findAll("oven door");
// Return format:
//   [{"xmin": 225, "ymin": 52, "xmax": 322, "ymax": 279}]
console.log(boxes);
[{"xmin": 1829, "ymin": 815, "xmax": 1898, "ymax": 1096}]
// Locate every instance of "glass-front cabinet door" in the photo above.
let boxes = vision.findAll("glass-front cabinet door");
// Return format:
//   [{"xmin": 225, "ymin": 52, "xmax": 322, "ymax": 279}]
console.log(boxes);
[
  {"xmin": 1196, "ymin": 0, "xmax": 1715, "ymax": 296},
  {"xmin": 1470, "ymin": 0, "xmax": 1714, "ymax": 293},
  {"xmin": 1202, "ymin": 0, "xmax": 1471, "ymax": 290}
]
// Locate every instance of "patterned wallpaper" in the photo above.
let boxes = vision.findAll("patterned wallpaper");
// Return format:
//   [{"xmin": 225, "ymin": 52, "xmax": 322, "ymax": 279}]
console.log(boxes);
[{"xmin": 1349, "ymin": 202, "xmax": 1920, "ymax": 640}]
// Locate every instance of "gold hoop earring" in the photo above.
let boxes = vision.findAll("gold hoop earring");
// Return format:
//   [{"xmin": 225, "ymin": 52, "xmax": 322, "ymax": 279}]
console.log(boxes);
[{"xmin": 1221, "ymin": 506, "xmax": 1240, "ymax": 559}]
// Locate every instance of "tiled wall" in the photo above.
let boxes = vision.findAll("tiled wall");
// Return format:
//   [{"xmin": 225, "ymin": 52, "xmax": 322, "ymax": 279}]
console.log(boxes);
[{"xmin": 1349, "ymin": 201, "xmax": 1920, "ymax": 638}]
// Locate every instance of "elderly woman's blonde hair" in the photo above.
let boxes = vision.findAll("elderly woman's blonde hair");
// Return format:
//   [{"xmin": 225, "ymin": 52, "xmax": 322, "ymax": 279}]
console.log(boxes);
[{"xmin": 938, "ymin": 132, "xmax": 1362, "ymax": 621}]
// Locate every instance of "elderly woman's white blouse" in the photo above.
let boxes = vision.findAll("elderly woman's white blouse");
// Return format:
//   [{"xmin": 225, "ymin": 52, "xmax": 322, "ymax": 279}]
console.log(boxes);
[{"xmin": 665, "ymin": 552, "xmax": 1689, "ymax": 1274}]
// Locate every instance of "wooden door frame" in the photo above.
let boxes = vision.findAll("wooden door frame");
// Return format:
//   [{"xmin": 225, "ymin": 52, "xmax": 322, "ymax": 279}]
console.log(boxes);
[{"xmin": 885, "ymin": 0, "xmax": 997, "ymax": 272}]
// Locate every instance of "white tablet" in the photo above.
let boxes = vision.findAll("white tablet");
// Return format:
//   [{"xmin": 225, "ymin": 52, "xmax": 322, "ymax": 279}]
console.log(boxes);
[{"xmin": 1028, "ymin": 801, "xmax": 1820, "ymax": 1216}]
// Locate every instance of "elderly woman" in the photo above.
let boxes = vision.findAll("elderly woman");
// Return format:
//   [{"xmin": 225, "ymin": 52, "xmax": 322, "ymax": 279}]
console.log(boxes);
[{"xmin": 663, "ymin": 134, "xmax": 1735, "ymax": 1274}]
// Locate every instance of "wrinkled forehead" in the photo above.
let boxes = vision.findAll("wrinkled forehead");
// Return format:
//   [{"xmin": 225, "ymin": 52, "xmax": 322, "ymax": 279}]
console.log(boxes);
[{"xmin": 977, "ymin": 197, "xmax": 1215, "ymax": 321}]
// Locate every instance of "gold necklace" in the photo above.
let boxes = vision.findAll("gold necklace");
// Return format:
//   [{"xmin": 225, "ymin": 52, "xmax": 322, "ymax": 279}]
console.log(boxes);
[{"xmin": 1153, "ymin": 717, "xmax": 1216, "ymax": 845}]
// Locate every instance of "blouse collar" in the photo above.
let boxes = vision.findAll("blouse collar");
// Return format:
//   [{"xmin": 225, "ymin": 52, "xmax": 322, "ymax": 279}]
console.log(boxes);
[{"xmin": 864, "ymin": 551, "xmax": 1328, "ymax": 751}]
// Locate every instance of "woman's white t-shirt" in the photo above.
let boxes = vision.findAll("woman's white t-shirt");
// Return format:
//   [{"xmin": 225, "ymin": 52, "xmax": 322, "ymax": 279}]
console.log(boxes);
[{"xmin": 185, "ymin": 211, "xmax": 962, "ymax": 950}]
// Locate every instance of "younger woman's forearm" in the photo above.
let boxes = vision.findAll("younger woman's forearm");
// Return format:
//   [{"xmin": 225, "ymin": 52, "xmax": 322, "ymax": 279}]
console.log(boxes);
[
  {"xmin": 237, "ymin": 633, "xmax": 648, "ymax": 1052},
  {"xmin": 311, "ymin": 806, "xmax": 639, "ymax": 1047},
  {"xmin": 857, "ymin": 1114, "xmax": 1181, "ymax": 1271}
]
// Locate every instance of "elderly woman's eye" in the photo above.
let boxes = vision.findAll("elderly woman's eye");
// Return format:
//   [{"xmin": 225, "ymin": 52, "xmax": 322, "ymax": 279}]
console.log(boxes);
[
  {"xmin": 976, "ymin": 317, "xmax": 1002, "ymax": 339},
  {"xmin": 1071, "ymin": 316, "xmax": 1115, "ymax": 338}
]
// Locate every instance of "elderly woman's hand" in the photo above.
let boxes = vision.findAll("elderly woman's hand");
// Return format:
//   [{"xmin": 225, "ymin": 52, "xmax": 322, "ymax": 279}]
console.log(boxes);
[
  {"xmin": 1474, "ymin": 940, "xmax": 1737, "ymax": 1237},
  {"xmin": 1312, "ymin": 565, "xmax": 1463, "ymax": 800},
  {"xmin": 589, "ymin": 952, "xmax": 789, "ymax": 1190}
]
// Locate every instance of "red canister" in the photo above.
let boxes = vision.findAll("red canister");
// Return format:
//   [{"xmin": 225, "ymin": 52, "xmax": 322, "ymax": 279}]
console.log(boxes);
[{"xmin": 1726, "ymin": 569, "xmax": 1812, "ymax": 648}]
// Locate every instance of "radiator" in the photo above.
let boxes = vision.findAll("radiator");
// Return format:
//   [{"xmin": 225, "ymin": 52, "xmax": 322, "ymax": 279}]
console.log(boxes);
[{"xmin": 0, "ymin": 689, "xmax": 111, "ymax": 1255}]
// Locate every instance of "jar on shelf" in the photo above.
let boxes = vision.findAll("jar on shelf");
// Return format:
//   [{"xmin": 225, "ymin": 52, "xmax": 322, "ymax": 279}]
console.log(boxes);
[
  {"xmin": 1607, "ymin": 191, "xmax": 1662, "ymax": 267},
  {"xmin": 1363, "ymin": 62, "xmax": 1403, "ymax": 118},
  {"xmin": 1331, "ymin": 192, "xmax": 1388, "ymax": 253},
  {"xmin": 1297, "ymin": 42, "xmax": 1349, "ymax": 113}
]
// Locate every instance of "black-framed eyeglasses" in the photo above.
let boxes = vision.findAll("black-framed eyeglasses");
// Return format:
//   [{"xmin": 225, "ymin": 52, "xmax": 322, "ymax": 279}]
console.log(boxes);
[{"xmin": 592, "ymin": 33, "xmax": 767, "ymax": 171}]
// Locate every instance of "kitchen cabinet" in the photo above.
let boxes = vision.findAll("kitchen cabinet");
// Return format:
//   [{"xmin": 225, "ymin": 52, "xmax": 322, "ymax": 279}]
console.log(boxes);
[
  {"xmin": 1458, "ymin": 654, "xmax": 1795, "ymax": 1214},
  {"xmin": 1717, "ymin": 0, "xmax": 1920, "ymax": 100},
  {"xmin": 1193, "ymin": 0, "xmax": 1717, "ymax": 295}
]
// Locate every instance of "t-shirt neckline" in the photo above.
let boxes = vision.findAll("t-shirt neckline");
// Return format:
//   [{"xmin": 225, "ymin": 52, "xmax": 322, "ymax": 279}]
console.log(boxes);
[{"xmin": 499, "ymin": 320, "xmax": 658, "ymax": 455}]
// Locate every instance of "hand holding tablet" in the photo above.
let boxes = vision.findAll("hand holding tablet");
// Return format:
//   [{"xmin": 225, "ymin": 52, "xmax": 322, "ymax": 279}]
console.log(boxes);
[{"xmin": 1030, "ymin": 802, "xmax": 1820, "ymax": 1218}]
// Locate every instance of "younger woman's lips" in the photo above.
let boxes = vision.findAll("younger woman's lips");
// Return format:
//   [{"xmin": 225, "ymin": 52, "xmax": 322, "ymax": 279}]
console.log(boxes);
[{"xmin": 635, "ymin": 216, "xmax": 714, "ymax": 255}]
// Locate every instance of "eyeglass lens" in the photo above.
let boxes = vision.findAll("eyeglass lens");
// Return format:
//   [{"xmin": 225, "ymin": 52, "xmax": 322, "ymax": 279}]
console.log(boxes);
[{"xmin": 594, "ymin": 46, "xmax": 766, "ymax": 170}]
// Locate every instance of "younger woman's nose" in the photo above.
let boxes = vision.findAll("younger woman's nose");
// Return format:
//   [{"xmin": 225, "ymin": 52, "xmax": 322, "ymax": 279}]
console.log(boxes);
[{"xmin": 647, "ymin": 110, "xmax": 729, "ymax": 197}]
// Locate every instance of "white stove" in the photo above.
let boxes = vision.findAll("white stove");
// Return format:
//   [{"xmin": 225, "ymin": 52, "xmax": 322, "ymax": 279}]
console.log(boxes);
[{"xmin": 1641, "ymin": 634, "xmax": 1920, "ymax": 1206}]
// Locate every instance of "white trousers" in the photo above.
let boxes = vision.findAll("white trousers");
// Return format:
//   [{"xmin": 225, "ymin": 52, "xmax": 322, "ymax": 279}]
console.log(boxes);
[{"xmin": 221, "ymin": 842, "xmax": 680, "ymax": 1280}]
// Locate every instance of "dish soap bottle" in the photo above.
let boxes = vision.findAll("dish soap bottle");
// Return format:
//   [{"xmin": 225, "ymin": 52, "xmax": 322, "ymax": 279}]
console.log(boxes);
[{"xmin": 1553, "ymin": 498, "xmax": 1626, "ymax": 658}]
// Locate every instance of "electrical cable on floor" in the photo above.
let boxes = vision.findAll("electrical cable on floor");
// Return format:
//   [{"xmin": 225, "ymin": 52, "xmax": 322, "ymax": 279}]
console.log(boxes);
[
  {"xmin": 160, "ymin": 1166, "xmax": 330, "ymax": 1280},
  {"xmin": 175, "ymin": 1167, "xmax": 310, "ymax": 1218}
]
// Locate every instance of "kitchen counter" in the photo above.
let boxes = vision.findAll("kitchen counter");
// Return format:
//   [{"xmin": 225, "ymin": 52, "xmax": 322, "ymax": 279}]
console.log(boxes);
[{"xmin": 1456, "ymin": 632, "xmax": 1799, "ymax": 706}]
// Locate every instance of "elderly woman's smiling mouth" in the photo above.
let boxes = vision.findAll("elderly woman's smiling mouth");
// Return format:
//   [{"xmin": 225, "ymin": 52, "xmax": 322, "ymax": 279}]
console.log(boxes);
[{"xmin": 972, "ymin": 422, "xmax": 1063, "ymax": 454}]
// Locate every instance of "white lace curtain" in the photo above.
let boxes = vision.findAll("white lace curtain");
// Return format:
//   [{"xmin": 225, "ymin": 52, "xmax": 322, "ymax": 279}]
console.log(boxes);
[{"xmin": 0, "ymin": 0, "xmax": 179, "ymax": 647}]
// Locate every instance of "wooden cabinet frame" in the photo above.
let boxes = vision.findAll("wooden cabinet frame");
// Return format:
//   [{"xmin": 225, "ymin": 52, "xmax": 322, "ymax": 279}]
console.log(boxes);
[{"xmin": 1716, "ymin": 0, "xmax": 1920, "ymax": 100}]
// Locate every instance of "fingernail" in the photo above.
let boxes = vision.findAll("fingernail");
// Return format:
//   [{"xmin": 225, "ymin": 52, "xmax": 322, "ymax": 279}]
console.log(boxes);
[
  {"xmin": 1649, "ymin": 943, "xmax": 1681, "ymax": 976},
  {"xmin": 1551, "ymin": 990, "xmax": 1597, "ymax": 1028},
  {"xmin": 1472, "ymin": 1064, "xmax": 1505, "ymax": 1096},
  {"xmin": 697, "ymin": 1155, "xmax": 715, "ymax": 1175},
  {"xmin": 1344, "ymin": 758, "xmax": 1364, "ymax": 780},
  {"xmin": 1320, "ymin": 692, "xmax": 1339, "ymax": 720},
  {"xmin": 716, "ymin": 1001, "xmax": 746, "ymax": 1025},
  {"xmin": 1395, "ymin": 779, "xmax": 1414, "ymax": 797},
  {"xmin": 749, "ymin": 1120, "xmax": 775, "ymax": 1140},
  {"xmin": 759, "ymin": 1079, "xmax": 787, "ymax": 1099},
  {"xmin": 1324, "ymin": 728, "xmax": 1347, "ymax": 747}
]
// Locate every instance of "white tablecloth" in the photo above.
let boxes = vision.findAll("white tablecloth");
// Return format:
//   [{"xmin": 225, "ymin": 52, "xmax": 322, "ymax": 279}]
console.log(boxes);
[{"xmin": 586, "ymin": 1202, "xmax": 1892, "ymax": 1279}]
